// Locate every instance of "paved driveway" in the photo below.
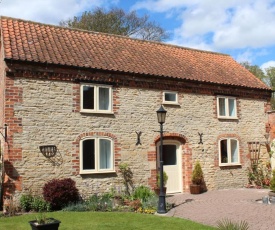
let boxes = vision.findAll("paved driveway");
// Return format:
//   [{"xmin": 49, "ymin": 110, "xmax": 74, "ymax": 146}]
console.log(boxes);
[{"xmin": 166, "ymin": 188, "xmax": 275, "ymax": 230}]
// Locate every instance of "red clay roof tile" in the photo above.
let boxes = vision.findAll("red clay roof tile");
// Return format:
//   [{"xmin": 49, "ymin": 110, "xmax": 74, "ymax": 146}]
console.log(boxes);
[{"xmin": 0, "ymin": 16, "xmax": 270, "ymax": 90}]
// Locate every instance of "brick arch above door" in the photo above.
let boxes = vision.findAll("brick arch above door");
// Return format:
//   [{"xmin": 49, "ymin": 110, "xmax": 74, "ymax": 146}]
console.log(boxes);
[{"xmin": 154, "ymin": 133, "xmax": 188, "ymax": 144}]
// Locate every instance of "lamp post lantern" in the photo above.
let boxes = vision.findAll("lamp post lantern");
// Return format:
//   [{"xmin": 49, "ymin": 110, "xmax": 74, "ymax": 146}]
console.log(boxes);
[{"xmin": 156, "ymin": 105, "xmax": 167, "ymax": 214}]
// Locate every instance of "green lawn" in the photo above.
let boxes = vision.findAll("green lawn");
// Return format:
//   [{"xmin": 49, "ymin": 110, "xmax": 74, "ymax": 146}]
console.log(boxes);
[{"xmin": 0, "ymin": 212, "xmax": 216, "ymax": 230}]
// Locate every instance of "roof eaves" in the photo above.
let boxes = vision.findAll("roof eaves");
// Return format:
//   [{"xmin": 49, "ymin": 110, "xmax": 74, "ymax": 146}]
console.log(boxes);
[{"xmin": 5, "ymin": 58, "xmax": 272, "ymax": 92}]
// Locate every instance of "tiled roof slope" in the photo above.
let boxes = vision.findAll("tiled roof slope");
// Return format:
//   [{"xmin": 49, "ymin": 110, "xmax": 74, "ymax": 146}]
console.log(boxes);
[{"xmin": 0, "ymin": 16, "xmax": 270, "ymax": 90}]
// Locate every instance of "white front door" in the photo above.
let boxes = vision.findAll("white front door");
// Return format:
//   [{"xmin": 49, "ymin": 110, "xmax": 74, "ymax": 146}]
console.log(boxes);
[{"xmin": 158, "ymin": 141, "xmax": 182, "ymax": 193}]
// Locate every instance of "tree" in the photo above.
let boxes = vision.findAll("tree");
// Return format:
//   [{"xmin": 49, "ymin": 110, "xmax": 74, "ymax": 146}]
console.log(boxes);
[
  {"xmin": 60, "ymin": 7, "xmax": 169, "ymax": 42},
  {"xmin": 265, "ymin": 67, "xmax": 275, "ymax": 90},
  {"xmin": 240, "ymin": 61, "xmax": 265, "ymax": 81},
  {"xmin": 240, "ymin": 61, "xmax": 275, "ymax": 109}
]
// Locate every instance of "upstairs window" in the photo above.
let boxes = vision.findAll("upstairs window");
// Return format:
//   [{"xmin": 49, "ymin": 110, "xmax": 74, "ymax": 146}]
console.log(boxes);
[
  {"xmin": 217, "ymin": 96, "xmax": 237, "ymax": 119},
  {"xmin": 219, "ymin": 138, "xmax": 240, "ymax": 166},
  {"xmin": 163, "ymin": 91, "xmax": 178, "ymax": 104},
  {"xmin": 81, "ymin": 84, "xmax": 112, "ymax": 113},
  {"xmin": 80, "ymin": 137, "xmax": 114, "ymax": 174}
]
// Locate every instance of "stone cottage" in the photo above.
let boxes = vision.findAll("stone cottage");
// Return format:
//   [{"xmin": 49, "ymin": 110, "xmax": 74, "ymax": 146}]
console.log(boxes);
[{"xmin": 0, "ymin": 16, "xmax": 272, "ymax": 202}]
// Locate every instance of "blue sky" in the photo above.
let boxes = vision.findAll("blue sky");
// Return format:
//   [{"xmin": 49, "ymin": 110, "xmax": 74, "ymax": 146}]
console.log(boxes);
[{"xmin": 1, "ymin": 0, "xmax": 275, "ymax": 70}]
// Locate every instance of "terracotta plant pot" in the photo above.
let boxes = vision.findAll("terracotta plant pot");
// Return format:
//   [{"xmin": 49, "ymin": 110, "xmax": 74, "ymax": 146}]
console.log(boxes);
[
  {"xmin": 154, "ymin": 187, "xmax": 167, "ymax": 196},
  {"xmin": 190, "ymin": 184, "xmax": 201, "ymax": 194}
]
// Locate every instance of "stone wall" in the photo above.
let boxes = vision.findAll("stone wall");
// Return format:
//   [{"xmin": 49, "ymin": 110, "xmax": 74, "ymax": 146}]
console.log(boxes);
[{"xmin": 3, "ymin": 75, "xmax": 269, "ymax": 199}]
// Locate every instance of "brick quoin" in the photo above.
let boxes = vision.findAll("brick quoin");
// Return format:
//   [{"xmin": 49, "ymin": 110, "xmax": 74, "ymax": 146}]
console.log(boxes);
[
  {"xmin": 268, "ymin": 111, "xmax": 275, "ymax": 141},
  {"xmin": 2, "ymin": 77, "xmax": 23, "ymax": 199}
]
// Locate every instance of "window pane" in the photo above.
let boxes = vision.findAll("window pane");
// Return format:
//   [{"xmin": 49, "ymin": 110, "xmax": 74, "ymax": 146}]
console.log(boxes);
[
  {"xmin": 165, "ymin": 93, "xmax": 176, "ymax": 102},
  {"xmin": 163, "ymin": 145, "xmax": 177, "ymax": 165},
  {"xmin": 218, "ymin": 98, "xmax": 226, "ymax": 116},
  {"xmin": 82, "ymin": 139, "xmax": 95, "ymax": 170},
  {"xmin": 231, "ymin": 139, "xmax": 238, "ymax": 163},
  {"xmin": 99, "ymin": 87, "xmax": 110, "ymax": 110},
  {"xmin": 228, "ymin": 99, "xmax": 236, "ymax": 117},
  {"xmin": 99, "ymin": 139, "xmax": 111, "ymax": 169},
  {"xmin": 83, "ymin": 86, "xmax": 94, "ymax": 110},
  {"xmin": 220, "ymin": 140, "xmax": 228, "ymax": 163}
]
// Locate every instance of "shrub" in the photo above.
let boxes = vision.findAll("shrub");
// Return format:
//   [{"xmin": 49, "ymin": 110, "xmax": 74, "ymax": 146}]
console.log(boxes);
[
  {"xmin": 192, "ymin": 161, "xmax": 203, "ymax": 185},
  {"xmin": 132, "ymin": 185, "xmax": 154, "ymax": 202},
  {"xmin": 119, "ymin": 163, "xmax": 134, "ymax": 195},
  {"xmin": 128, "ymin": 199, "xmax": 142, "ymax": 211},
  {"xmin": 31, "ymin": 196, "xmax": 51, "ymax": 212},
  {"xmin": 85, "ymin": 194, "xmax": 113, "ymax": 211},
  {"xmin": 43, "ymin": 178, "xmax": 80, "ymax": 210},
  {"xmin": 62, "ymin": 202, "xmax": 88, "ymax": 212},
  {"xmin": 157, "ymin": 171, "xmax": 168, "ymax": 187},
  {"xmin": 247, "ymin": 163, "xmax": 271, "ymax": 188},
  {"xmin": 142, "ymin": 195, "xmax": 158, "ymax": 209},
  {"xmin": 4, "ymin": 195, "xmax": 19, "ymax": 216},
  {"xmin": 19, "ymin": 194, "xmax": 33, "ymax": 212},
  {"xmin": 216, "ymin": 218, "xmax": 249, "ymax": 230},
  {"xmin": 20, "ymin": 194, "xmax": 50, "ymax": 212}
]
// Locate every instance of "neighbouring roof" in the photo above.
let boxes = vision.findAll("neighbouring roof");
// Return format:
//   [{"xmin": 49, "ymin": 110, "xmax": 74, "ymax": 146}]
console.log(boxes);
[{"xmin": 0, "ymin": 16, "xmax": 271, "ymax": 90}]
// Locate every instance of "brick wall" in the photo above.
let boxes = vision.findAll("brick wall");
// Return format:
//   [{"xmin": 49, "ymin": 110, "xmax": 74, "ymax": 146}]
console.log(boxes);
[
  {"xmin": 268, "ymin": 111, "xmax": 275, "ymax": 141},
  {"xmin": 2, "ymin": 68, "xmax": 270, "ymax": 198}
]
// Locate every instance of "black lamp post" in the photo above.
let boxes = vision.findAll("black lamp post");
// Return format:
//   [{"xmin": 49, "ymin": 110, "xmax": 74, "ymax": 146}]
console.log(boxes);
[{"xmin": 156, "ymin": 105, "xmax": 167, "ymax": 214}]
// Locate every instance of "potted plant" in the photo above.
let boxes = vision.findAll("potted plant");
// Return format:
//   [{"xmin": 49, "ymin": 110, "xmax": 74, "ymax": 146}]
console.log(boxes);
[
  {"xmin": 190, "ymin": 161, "xmax": 204, "ymax": 194},
  {"xmin": 29, "ymin": 213, "xmax": 61, "ymax": 230},
  {"xmin": 155, "ymin": 171, "xmax": 168, "ymax": 195}
]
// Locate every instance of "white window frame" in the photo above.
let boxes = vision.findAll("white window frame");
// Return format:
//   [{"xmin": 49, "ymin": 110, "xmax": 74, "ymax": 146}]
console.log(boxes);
[
  {"xmin": 80, "ymin": 137, "xmax": 115, "ymax": 174},
  {"xmin": 217, "ymin": 96, "xmax": 237, "ymax": 119},
  {"xmin": 80, "ymin": 83, "xmax": 113, "ymax": 114},
  {"xmin": 163, "ymin": 91, "xmax": 179, "ymax": 104},
  {"xmin": 219, "ymin": 138, "xmax": 241, "ymax": 166}
]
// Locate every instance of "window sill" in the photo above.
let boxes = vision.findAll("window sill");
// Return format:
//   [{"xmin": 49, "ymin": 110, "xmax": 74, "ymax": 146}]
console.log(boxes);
[
  {"xmin": 80, "ymin": 170, "xmax": 116, "ymax": 174},
  {"xmin": 80, "ymin": 110, "xmax": 114, "ymax": 115},
  {"xmin": 219, "ymin": 163, "xmax": 241, "ymax": 167},
  {"xmin": 162, "ymin": 102, "xmax": 180, "ymax": 106},
  {"xmin": 218, "ymin": 117, "xmax": 238, "ymax": 120}
]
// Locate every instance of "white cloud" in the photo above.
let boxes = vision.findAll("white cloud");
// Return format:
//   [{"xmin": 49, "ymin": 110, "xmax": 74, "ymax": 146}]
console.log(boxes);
[
  {"xmin": 261, "ymin": 61, "xmax": 275, "ymax": 70},
  {"xmin": 168, "ymin": 35, "xmax": 214, "ymax": 52},
  {"xmin": 235, "ymin": 50, "xmax": 254, "ymax": 64},
  {"xmin": 0, "ymin": 0, "xmax": 117, "ymax": 25},
  {"xmin": 133, "ymin": 0, "xmax": 275, "ymax": 51},
  {"xmin": 213, "ymin": 1, "xmax": 275, "ymax": 49}
]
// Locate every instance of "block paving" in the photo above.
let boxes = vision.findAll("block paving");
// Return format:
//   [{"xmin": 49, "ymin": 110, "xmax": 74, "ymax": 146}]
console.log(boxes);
[{"xmin": 166, "ymin": 188, "xmax": 275, "ymax": 230}]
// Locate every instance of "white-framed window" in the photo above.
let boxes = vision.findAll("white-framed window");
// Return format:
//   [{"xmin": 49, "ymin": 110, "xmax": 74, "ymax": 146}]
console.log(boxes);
[
  {"xmin": 81, "ymin": 83, "xmax": 112, "ymax": 113},
  {"xmin": 219, "ymin": 138, "xmax": 240, "ymax": 166},
  {"xmin": 80, "ymin": 137, "xmax": 114, "ymax": 174},
  {"xmin": 163, "ymin": 91, "xmax": 178, "ymax": 104},
  {"xmin": 217, "ymin": 96, "xmax": 237, "ymax": 119}
]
